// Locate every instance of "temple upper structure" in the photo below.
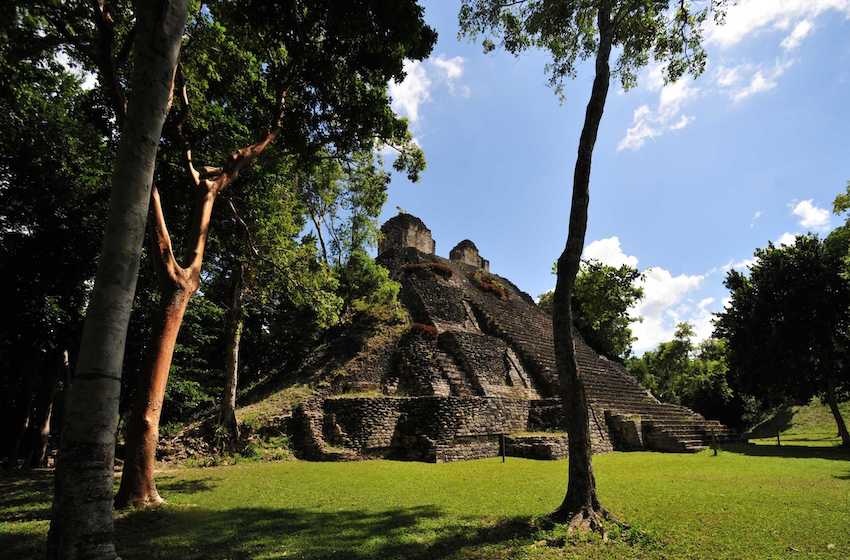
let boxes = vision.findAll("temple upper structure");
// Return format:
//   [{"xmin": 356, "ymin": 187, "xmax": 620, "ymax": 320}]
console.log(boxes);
[
  {"xmin": 378, "ymin": 213, "xmax": 436, "ymax": 255},
  {"xmin": 450, "ymin": 239, "xmax": 489, "ymax": 272}
]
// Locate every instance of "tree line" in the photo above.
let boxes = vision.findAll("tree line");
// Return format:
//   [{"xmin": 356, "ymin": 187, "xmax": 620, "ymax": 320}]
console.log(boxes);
[
  {"xmin": 23, "ymin": 0, "xmax": 849, "ymax": 557},
  {"xmin": 536, "ymin": 213, "xmax": 850, "ymax": 445}
]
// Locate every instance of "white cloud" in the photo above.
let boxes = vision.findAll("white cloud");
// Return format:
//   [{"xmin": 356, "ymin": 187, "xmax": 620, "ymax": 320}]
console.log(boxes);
[
  {"xmin": 791, "ymin": 199, "xmax": 831, "ymax": 229},
  {"xmin": 583, "ymin": 236, "xmax": 639, "ymax": 268},
  {"xmin": 389, "ymin": 55, "xmax": 470, "ymax": 123},
  {"xmin": 705, "ymin": 0, "xmax": 850, "ymax": 48},
  {"xmin": 618, "ymin": 105, "xmax": 658, "ymax": 151},
  {"xmin": 583, "ymin": 236, "xmax": 712, "ymax": 352},
  {"xmin": 750, "ymin": 210, "xmax": 762, "ymax": 228},
  {"xmin": 670, "ymin": 115, "xmax": 693, "ymax": 130},
  {"xmin": 776, "ymin": 231, "xmax": 799, "ymax": 246},
  {"xmin": 389, "ymin": 60, "xmax": 431, "ymax": 123},
  {"xmin": 722, "ymin": 257, "xmax": 756, "ymax": 272},
  {"xmin": 715, "ymin": 65, "xmax": 748, "ymax": 88},
  {"xmin": 781, "ymin": 20, "xmax": 814, "ymax": 50},
  {"xmin": 630, "ymin": 267, "xmax": 706, "ymax": 352},
  {"xmin": 730, "ymin": 60, "xmax": 794, "ymax": 102},
  {"xmin": 618, "ymin": 79, "xmax": 699, "ymax": 151},
  {"xmin": 432, "ymin": 55, "xmax": 464, "ymax": 80}
]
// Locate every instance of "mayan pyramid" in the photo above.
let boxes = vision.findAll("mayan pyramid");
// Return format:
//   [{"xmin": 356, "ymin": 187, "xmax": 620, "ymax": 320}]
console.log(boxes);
[{"xmin": 292, "ymin": 213, "xmax": 734, "ymax": 462}]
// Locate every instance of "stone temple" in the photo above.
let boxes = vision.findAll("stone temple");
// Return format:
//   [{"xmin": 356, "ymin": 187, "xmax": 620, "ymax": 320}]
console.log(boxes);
[{"xmin": 292, "ymin": 213, "xmax": 734, "ymax": 462}]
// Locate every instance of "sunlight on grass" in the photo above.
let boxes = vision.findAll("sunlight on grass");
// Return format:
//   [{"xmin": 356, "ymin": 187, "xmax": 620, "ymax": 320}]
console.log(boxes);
[{"xmin": 2, "ymin": 446, "xmax": 848, "ymax": 559}]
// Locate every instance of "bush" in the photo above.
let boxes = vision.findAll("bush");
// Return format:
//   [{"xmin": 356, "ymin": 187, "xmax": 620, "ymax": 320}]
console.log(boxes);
[
  {"xmin": 401, "ymin": 261, "xmax": 453, "ymax": 279},
  {"xmin": 471, "ymin": 271, "xmax": 509, "ymax": 300}
]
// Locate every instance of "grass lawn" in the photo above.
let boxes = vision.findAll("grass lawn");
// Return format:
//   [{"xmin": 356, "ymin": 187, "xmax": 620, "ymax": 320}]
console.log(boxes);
[
  {"xmin": 748, "ymin": 400, "xmax": 850, "ymax": 448},
  {"xmin": 2, "ymin": 442, "xmax": 849, "ymax": 560}
]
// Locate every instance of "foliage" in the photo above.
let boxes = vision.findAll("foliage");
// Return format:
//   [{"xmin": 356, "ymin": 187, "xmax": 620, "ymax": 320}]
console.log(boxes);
[
  {"xmin": 471, "ymin": 270, "xmax": 510, "ymax": 300},
  {"xmin": 337, "ymin": 250, "xmax": 404, "ymax": 322},
  {"xmin": 459, "ymin": 0, "xmax": 728, "ymax": 99},
  {"xmin": 0, "ymin": 25, "xmax": 111, "ymax": 448},
  {"xmin": 626, "ymin": 329, "xmax": 759, "ymax": 430},
  {"xmin": 540, "ymin": 260, "xmax": 643, "ymax": 360},
  {"xmin": 747, "ymin": 399, "xmax": 850, "ymax": 447},
  {"xmin": 409, "ymin": 323, "xmax": 439, "ymax": 339},
  {"xmin": 4, "ymin": 448, "xmax": 850, "ymax": 559},
  {"xmin": 401, "ymin": 262, "xmax": 454, "ymax": 279},
  {"xmin": 715, "ymin": 234, "xmax": 850, "ymax": 412}
]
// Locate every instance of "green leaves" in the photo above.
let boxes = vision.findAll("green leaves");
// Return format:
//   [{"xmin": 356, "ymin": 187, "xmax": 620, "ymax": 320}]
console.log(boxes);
[{"xmin": 459, "ymin": 0, "xmax": 728, "ymax": 96}]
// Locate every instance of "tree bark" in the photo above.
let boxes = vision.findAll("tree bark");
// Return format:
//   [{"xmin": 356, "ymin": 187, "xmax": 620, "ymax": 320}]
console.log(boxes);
[
  {"xmin": 219, "ymin": 263, "xmax": 245, "ymax": 450},
  {"xmin": 114, "ymin": 285, "xmax": 193, "ymax": 508},
  {"xmin": 115, "ymin": 119, "xmax": 280, "ymax": 509},
  {"xmin": 825, "ymin": 378, "xmax": 850, "ymax": 448},
  {"xmin": 550, "ymin": 4, "xmax": 614, "ymax": 531},
  {"xmin": 26, "ymin": 350, "xmax": 67, "ymax": 468},
  {"xmin": 8, "ymin": 355, "xmax": 39, "ymax": 467},
  {"xmin": 46, "ymin": 2, "xmax": 188, "ymax": 557}
]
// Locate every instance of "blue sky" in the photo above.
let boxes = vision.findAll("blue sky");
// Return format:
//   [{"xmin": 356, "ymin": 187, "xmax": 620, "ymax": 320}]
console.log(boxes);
[{"xmin": 378, "ymin": 0, "xmax": 850, "ymax": 354}]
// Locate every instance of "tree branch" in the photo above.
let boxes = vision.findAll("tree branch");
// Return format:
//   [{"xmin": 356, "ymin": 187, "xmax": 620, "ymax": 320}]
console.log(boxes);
[{"xmin": 149, "ymin": 184, "xmax": 182, "ymax": 283}]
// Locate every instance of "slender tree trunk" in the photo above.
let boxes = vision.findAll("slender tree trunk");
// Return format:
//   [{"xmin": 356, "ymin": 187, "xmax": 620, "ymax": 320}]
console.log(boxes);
[
  {"xmin": 550, "ymin": 5, "xmax": 614, "ymax": 531},
  {"xmin": 114, "ymin": 285, "xmax": 193, "ymax": 508},
  {"xmin": 825, "ymin": 379, "xmax": 850, "ymax": 448},
  {"xmin": 46, "ymin": 2, "xmax": 188, "ymax": 557},
  {"xmin": 115, "ymin": 122, "xmax": 279, "ymax": 509},
  {"xmin": 8, "ymin": 355, "xmax": 39, "ymax": 466},
  {"xmin": 219, "ymin": 263, "xmax": 245, "ymax": 450},
  {"xmin": 27, "ymin": 350, "xmax": 67, "ymax": 468}
]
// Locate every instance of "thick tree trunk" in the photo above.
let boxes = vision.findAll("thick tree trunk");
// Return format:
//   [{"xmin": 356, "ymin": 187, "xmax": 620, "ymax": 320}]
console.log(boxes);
[
  {"xmin": 219, "ymin": 264, "xmax": 245, "ymax": 450},
  {"xmin": 114, "ymin": 286, "xmax": 193, "ymax": 509},
  {"xmin": 26, "ymin": 350, "xmax": 67, "ymax": 468},
  {"xmin": 825, "ymin": 379, "xmax": 850, "ymax": 448},
  {"xmin": 46, "ymin": 2, "xmax": 188, "ymax": 557},
  {"xmin": 550, "ymin": 5, "xmax": 614, "ymax": 531}
]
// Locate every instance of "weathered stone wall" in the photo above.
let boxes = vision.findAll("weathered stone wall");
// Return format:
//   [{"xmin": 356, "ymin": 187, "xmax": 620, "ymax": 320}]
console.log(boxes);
[
  {"xmin": 315, "ymin": 396, "xmax": 531, "ymax": 462},
  {"xmin": 303, "ymin": 395, "xmax": 613, "ymax": 461},
  {"xmin": 379, "ymin": 213, "xmax": 435, "ymax": 255},
  {"xmin": 450, "ymin": 240, "xmax": 490, "ymax": 272},
  {"xmin": 505, "ymin": 434, "xmax": 568, "ymax": 460},
  {"xmin": 394, "ymin": 332, "xmax": 452, "ymax": 396},
  {"xmin": 605, "ymin": 412, "xmax": 644, "ymax": 451},
  {"xmin": 438, "ymin": 331, "xmax": 539, "ymax": 399}
]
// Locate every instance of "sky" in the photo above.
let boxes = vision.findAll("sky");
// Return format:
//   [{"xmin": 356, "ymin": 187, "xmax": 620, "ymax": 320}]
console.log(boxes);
[{"xmin": 378, "ymin": 0, "xmax": 850, "ymax": 354}]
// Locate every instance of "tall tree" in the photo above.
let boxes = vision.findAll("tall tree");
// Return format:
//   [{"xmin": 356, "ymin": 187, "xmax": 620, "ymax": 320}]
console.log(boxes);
[
  {"xmin": 459, "ymin": 0, "xmax": 725, "ymax": 530},
  {"xmin": 539, "ymin": 259, "xmax": 644, "ymax": 361},
  {"xmin": 716, "ymin": 234, "xmax": 850, "ymax": 448},
  {"xmin": 44, "ymin": 1, "xmax": 189, "ymax": 557},
  {"xmin": 112, "ymin": 1, "xmax": 435, "ymax": 507}
]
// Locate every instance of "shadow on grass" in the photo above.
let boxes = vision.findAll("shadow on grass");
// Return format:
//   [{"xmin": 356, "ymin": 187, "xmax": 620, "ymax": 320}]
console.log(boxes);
[
  {"xmin": 112, "ymin": 505, "xmax": 535, "ymax": 560},
  {"xmin": 743, "ymin": 407, "xmax": 794, "ymax": 439},
  {"xmin": 0, "ymin": 469, "xmax": 53, "ymax": 522},
  {"xmin": 0, "ymin": 469, "xmax": 538, "ymax": 560},
  {"xmin": 723, "ymin": 442, "xmax": 850, "ymax": 461},
  {"xmin": 155, "ymin": 475, "xmax": 219, "ymax": 495}
]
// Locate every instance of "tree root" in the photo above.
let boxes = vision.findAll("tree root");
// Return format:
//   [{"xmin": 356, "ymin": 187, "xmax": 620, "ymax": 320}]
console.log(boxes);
[{"xmin": 548, "ymin": 505, "xmax": 626, "ymax": 540}]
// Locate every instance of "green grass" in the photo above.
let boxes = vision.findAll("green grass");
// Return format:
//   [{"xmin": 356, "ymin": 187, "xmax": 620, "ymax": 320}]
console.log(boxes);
[
  {"xmin": 3, "ymin": 444, "xmax": 849, "ymax": 559},
  {"xmin": 748, "ymin": 399, "xmax": 850, "ymax": 447}
]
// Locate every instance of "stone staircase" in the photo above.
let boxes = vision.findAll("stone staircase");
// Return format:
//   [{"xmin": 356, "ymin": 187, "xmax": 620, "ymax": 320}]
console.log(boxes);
[
  {"xmin": 434, "ymin": 350, "xmax": 477, "ymax": 397},
  {"xmin": 463, "ymin": 275, "xmax": 735, "ymax": 453}
]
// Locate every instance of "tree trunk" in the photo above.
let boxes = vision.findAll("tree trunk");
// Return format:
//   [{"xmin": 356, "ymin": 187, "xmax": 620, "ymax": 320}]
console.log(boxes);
[
  {"xmin": 114, "ymin": 285, "xmax": 193, "ymax": 509},
  {"xmin": 550, "ymin": 4, "xmax": 614, "ymax": 532},
  {"xmin": 8, "ymin": 355, "xmax": 39, "ymax": 467},
  {"xmin": 219, "ymin": 263, "xmax": 245, "ymax": 450},
  {"xmin": 27, "ymin": 350, "xmax": 67, "ymax": 468},
  {"xmin": 46, "ymin": 2, "xmax": 188, "ymax": 557},
  {"xmin": 825, "ymin": 379, "xmax": 850, "ymax": 448}
]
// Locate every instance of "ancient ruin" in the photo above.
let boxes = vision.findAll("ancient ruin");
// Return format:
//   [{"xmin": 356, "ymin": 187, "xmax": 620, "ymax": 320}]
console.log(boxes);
[{"xmin": 293, "ymin": 213, "xmax": 734, "ymax": 462}]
